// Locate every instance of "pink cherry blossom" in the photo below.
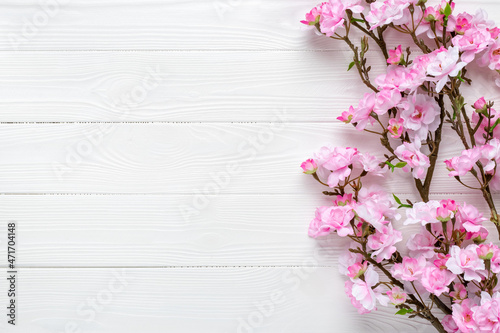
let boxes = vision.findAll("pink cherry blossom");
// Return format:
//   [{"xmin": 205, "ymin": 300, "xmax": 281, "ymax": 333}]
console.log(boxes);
[
  {"xmin": 386, "ymin": 286, "xmax": 407, "ymax": 305},
  {"xmin": 374, "ymin": 88, "xmax": 401, "ymax": 115},
  {"xmin": 442, "ymin": 314, "xmax": 459, "ymax": 333},
  {"xmin": 308, "ymin": 205, "xmax": 355, "ymax": 238},
  {"xmin": 345, "ymin": 280, "xmax": 372, "ymax": 314},
  {"xmin": 300, "ymin": 159, "xmax": 317, "ymax": 174},
  {"xmin": 394, "ymin": 141, "xmax": 430, "ymax": 180},
  {"xmin": 366, "ymin": 0, "xmax": 418, "ymax": 30},
  {"xmin": 407, "ymin": 229, "xmax": 437, "ymax": 258},
  {"xmin": 347, "ymin": 261, "xmax": 368, "ymax": 279},
  {"xmin": 477, "ymin": 243, "xmax": 497, "ymax": 260},
  {"xmin": 350, "ymin": 266, "xmax": 389, "ymax": 312},
  {"xmin": 473, "ymin": 292, "xmax": 500, "ymax": 332},
  {"xmin": 452, "ymin": 27, "xmax": 494, "ymax": 63},
  {"xmin": 314, "ymin": 146, "xmax": 359, "ymax": 187},
  {"xmin": 367, "ymin": 223, "xmax": 403, "ymax": 262},
  {"xmin": 301, "ymin": 2, "xmax": 328, "ymax": 25},
  {"xmin": 358, "ymin": 153, "xmax": 386, "ymax": 176},
  {"xmin": 391, "ymin": 256, "xmax": 426, "ymax": 281},
  {"xmin": 455, "ymin": 12, "xmax": 474, "ymax": 34},
  {"xmin": 421, "ymin": 265, "xmax": 456, "ymax": 296},
  {"xmin": 449, "ymin": 283, "xmax": 467, "ymax": 303},
  {"xmin": 456, "ymin": 203, "xmax": 487, "ymax": 233},
  {"xmin": 474, "ymin": 97, "xmax": 487, "ymax": 111},
  {"xmin": 446, "ymin": 245, "xmax": 486, "ymax": 282},
  {"xmin": 434, "ymin": 254, "xmax": 451, "ymax": 270},
  {"xmin": 480, "ymin": 38, "xmax": 500, "ymax": 71},
  {"xmin": 337, "ymin": 0, "xmax": 364, "ymax": 14},
  {"xmin": 338, "ymin": 247, "xmax": 363, "ymax": 275},
  {"xmin": 404, "ymin": 200, "xmax": 440, "ymax": 226},
  {"xmin": 426, "ymin": 46, "xmax": 467, "ymax": 92},
  {"xmin": 387, "ymin": 45, "xmax": 403, "ymax": 65},
  {"xmin": 444, "ymin": 147, "xmax": 482, "ymax": 177},
  {"xmin": 399, "ymin": 94, "xmax": 441, "ymax": 141},
  {"xmin": 351, "ymin": 92, "xmax": 376, "ymax": 130},
  {"xmin": 337, "ymin": 106, "xmax": 354, "ymax": 123},
  {"xmin": 452, "ymin": 299, "xmax": 479, "ymax": 333},
  {"xmin": 375, "ymin": 65, "xmax": 423, "ymax": 92},
  {"xmin": 319, "ymin": 2, "xmax": 346, "ymax": 37},
  {"xmin": 387, "ymin": 118, "xmax": 404, "ymax": 138},
  {"xmin": 355, "ymin": 186, "xmax": 400, "ymax": 231}
]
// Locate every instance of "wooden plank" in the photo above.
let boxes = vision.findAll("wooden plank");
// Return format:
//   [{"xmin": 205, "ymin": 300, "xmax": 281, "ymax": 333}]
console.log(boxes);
[
  {"xmin": 0, "ymin": 51, "xmax": 386, "ymax": 122},
  {"xmin": 0, "ymin": 193, "xmax": 497, "ymax": 268},
  {"xmin": 0, "ymin": 267, "xmax": 436, "ymax": 332},
  {"xmin": 0, "ymin": 0, "xmax": 498, "ymax": 50},
  {"xmin": 0, "ymin": 123, "xmax": 480, "ymax": 194}
]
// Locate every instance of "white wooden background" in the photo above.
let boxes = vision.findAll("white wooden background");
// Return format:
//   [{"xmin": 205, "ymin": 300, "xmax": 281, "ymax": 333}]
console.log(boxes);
[{"xmin": 1, "ymin": 1, "xmax": 500, "ymax": 332}]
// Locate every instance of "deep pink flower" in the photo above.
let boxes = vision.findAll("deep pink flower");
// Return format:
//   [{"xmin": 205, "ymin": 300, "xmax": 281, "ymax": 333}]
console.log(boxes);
[
  {"xmin": 387, "ymin": 45, "xmax": 403, "ymax": 65},
  {"xmin": 301, "ymin": 159, "xmax": 317, "ymax": 174},
  {"xmin": 391, "ymin": 256, "xmax": 426, "ymax": 281},
  {"xmin": 386, "ymin": 286, "xmax": 407, "ymax": 305},
  {"xmin": 446, "ymin": 245, "xmax": 485, "ymax": 282},
  {"xmin": 473, "ymin": 97, "xmax": 487, "ymax": 111},
  {"xmin": 477, "ymin": 243, "xmax": 497, "ymax": 260},
  {"xmin": 367, "ymin": 223, "xmax": 403, "ymax": 262},
  {"xmin": 301, "ymin": 2, "xmax": 328, "ymax": 25},
  {"xmin": 387, "ymin": 118, "xmax": 404, "ymax": 138},
  {"xmin": 337, "ymin": 106, "xmax": 354, "ymax": 123},
  {"xmin": 421, "ymin": 265, "xmax": 456, "ymax": 296},
  {"xmin": 394, "ymin": 141, "xmax": 430, "ymax": 180},
  {"xmin": 347, "ymin": 261, "xmax": 368, "ymax": 279},
  {"xmin": 434, "ymin": 254, "xmax": 451, "ymax": 270},
  {"xmin": 452, "ymin": 299, "xmax": 479, "ymax": 333},
  {"xmin": 400, "ymin": 94, "xmax": 441, "ymax": 141},
  {"xmin": 480, "ymin": 38, "xmax": 500, "ymax": 71},
  {"xmin": 455, "ymin": 12, "xmax": 474, "ymax": 34}
]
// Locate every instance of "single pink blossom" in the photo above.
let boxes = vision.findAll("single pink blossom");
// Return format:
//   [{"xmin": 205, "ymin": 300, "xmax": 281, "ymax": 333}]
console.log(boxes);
[
  {"xmin": 452, "ymin": 299, "xmax": 479, "ymax": 333},
  {"xmin": 404, "ymin": 200, "xmax": 440, "ymax": 226},
  {"xmin": 347, "ymin": 261, "xmax": 368, "ymax": 279},
  {"xmin": 426, "ymin": 46, "xmax": 467, "ymax": 92},
  {"xmin": 319, "ymin": 2, "xmax": 346, "ymax": 37},
  {"xmin": 338, "ymin": 248, "xmax": 363, "ymax": 275},
  {"xmin": 345, "ymin": 280, "xmax": 372, "ymax": 314},
  {"xmin": 374, "ymin": 88, "xmax": 401, "ymax": 115},
  {"xmin": 301, "ymin": 3, "xmax": 327, "ymax": 25},
  {"xmin": 446, "ymin": 245, "xmax": 485, "ymax": 282},
  {"xmin": 473, "ymin": 292, "xmax": 500, "ymax": 332},
  {"xmin": 444, "ymin": 147, "xmax": 482, "ymax": 177},
  {"xmin": 477, "ymin": 243, "xmax": 497, "ymax": 260},
  {"xmin": 455, "ymin": 12, "xmax": 474, "ymax": 34},
  {"xmin": 449, "ymin": 283, "xmax": 467, "ymax": 304},
  {"xmin": 350, "ymin": 266, "xmax": 388, "ymax": 312},
  {"xmin": 473, "ymin": 97, "xmax": 487, "ymax": 111},
  {"xmin": 391, "ymin": 256, "xmax": 426, "ymax": 281},
  {"xmin": 387, "ymin": 45, "xmax": 403, "ymax": 65},
  {"xmin": 399, "ymin": 94, "xmax": 441, "ymax": 141},
  {"xmin": 442, "ymin": 314, "xmax": 459, "ymax": 333},
  {"xmin": 407, "ymin": 229, "xmax": 437, "ymax": 258},
  {"xmin": 314, "ymin": 146, "xmax": 359, "ymax": 187},
  {"xmin": 387, "ymin": 118, "xmax": 404, "ymax": 138},
  {"xmin": 421, "ymin": 265, "xmax": 456, "ymax": 296},
  {"xmin": 386, "ymin": 286, "xmax": 407, "ymax": 305},
  {"xmin": 394, "ymin": 141, "xmax": 430, "ymax": 180},
  {"xmin": 456, "ymin": 203, "xmax": 487, "ymax": 233},
  {"xmin": 351, "ymin": 92, "xmax": 376, "ymax": 130},
  {"xmin": 452, "ymin": 27, "xmax": 494, "ymax": 63},
  {"xmin": 308, "ymin": 205, "xmax": 355, "ymax": 238},
  {"xmin": 355, "ymin": 186, "xmax": 400, "ymax": 231},
  {"xmin": 366, "ymin": 0, "xmax": 418, "ymax": 30},
  {"xmin": 367, "ymin": 223, "xmax": 402, "ymax": 262},
  {"xmin": 434, "ymin": 254, "xmax": 451, "ymax": 270},
  {"xmin": 337, "ymin": 106, "xmax": 354, "ymax": 123}
]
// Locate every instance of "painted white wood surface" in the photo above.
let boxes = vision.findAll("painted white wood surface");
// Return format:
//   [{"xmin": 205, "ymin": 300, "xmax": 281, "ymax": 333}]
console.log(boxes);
[{"xmin": 1, "ymin": 0, "xmax": 499, "ymax": 332}]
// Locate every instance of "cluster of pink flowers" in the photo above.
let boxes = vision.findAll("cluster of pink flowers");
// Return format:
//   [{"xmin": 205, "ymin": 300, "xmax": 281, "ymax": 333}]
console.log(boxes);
[{"xmin": 301, "ymin": 0, "xmax": 500, "ymax": 332}]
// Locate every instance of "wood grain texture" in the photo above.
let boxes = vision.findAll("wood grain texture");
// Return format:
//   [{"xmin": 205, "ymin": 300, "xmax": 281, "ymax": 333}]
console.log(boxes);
[
  {"xmin": 0, "ymin": 0, "xmax": 498, "ymax": 50},
  {"xmin": 0, "ymin": 193, "xmax": 498, "ymax": 268},
  {"xmin": 0, "ymin": 51, "xmax": 385, "ymax": 122},
  {"xmin": 0, "ymin": 267, "xmax": 437, "ymax": 333},
  {"xmin": 0, "ymin": 122, "xmax": 486, "ymax": 194}
]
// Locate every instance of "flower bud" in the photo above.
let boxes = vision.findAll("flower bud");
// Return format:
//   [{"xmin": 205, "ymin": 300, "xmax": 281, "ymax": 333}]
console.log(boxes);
[{"xmin": 301, "ymin": 159, "xmax": 318, "ymax": 174}]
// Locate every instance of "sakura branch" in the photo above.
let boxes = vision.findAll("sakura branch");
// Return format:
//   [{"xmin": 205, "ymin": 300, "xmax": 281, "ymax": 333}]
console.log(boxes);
[{"xmin": 301, "ymin": 0, "xmax": 500, "ymax": 332}]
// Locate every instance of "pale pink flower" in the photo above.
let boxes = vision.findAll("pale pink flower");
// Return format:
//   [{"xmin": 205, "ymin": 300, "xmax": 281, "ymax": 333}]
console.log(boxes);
[
  {"xmin": 301, "ymin": 2, "xmax": 328, "ymax": 25},
  {"xmin": 355, "ymin": 186, "xmax": 400, "ymax": 231},
  {"xmin": 426, "ymin": 46, "xmax": 467, "ymax": 92},
  {"xmin": 358, "ymin": 153, "xmax": 386, "ymax": 176},
  {"xmin": 404, "ymin": 200, "xmax": 440, "ymax": 226},
  {"xmin": 444, "ymin": 147, "xmax": 482, "ymax": 177},
  {"xmin": 350, "ymin": 266, "xmax": 389, "ymax": 312},
  {"xmin": 456, "ymin": 203, "xmax": 487, "ymax": 233},
  {"xmin": 391, "ymin": 256, "xmax": 426, "ymax": 281},
  {"xmin": 367, "ymin": 223, "xmax": 403, "ymax": 262},
  {"xmin": 394, "ymin": 141, "xmax": 430, "ymax": 180},
  {"xmin": 387, "ymin": 45, "xmax": 403, "ymax": 65},
  {"xmin": 473, "ymin": 292, "xmax": 500, "ymax": 333},
  {"xmin": 434, "ymin": 254, "xmax": 451, "ymax": 270},
  {"xmin": 374, "ymin": 88, "xmax": 401, "ymax": 115},
  {"xmin": 490, "ymin": 246, "xmax": 500, "ymax": 274},
  {"xmin": 375, "ymin": 65, "xmax": 423, "ymax": 92},
  {"xmin": 351, "ymin": 92, "xmax": 376, "ymax": 130},
  {"xmin": 442, "ymin": 314, "xmax": 459, "ymax": 333},
  {"xmin": 387, "ymin": 118, "xmax": 404, "ymax": 138},
  {"xmin": 480, "ymin": 38, "xmax": 500, "ymax": 71},
  {"xmin": 345, "ymin": 280, "xmax": 372, "ymax": 314},
  {"xmin": 319, "ymin": 2, "xmax": 346, "ymax": 37},
  {"xmin": 421, "ymin": 265, "xmax": 456, "ymax": 296},
  {"xmin": 399, "ymin": 94, "xmax": 441, "ymax": 141},
  {"xmin": 300, "ymin": 159, "xmax": 317, "ymax": 174},
  {"xmin": 480, "ymin": 138, "xmax": 500, "ymax": 173},
  {"xmin": 407, "ymin": 229, "xmax": 437, "ymax": 258},
  {"xmin": 308, "ymin": 205, "xmax": 355, "ymax": 238},
  {"xmin": 338, "ymin": 248, "xmax": 363, "ymax": 275},
  {"xmin": 452, "ymin": 27, "xmax": 494, "ymax": 63},
  {"xmin": 337, "ymin": 0, "xmax": 364, "ymax": 13},
  {"xmin": 386, "ymin": 286, "xmax": 407, "ymax": 305},
  {"xmin": 366, "ymin": 0, "xmax": 418, "ymax": 30},
  {"xmin": 477, "ymin": 243, "xmax": 497, "ymax": 260},
  {"xmin": 446, "ymin": 245, "xmax": 485, "ymax": 282},
  {"xmin": 452, "ymin": 299, "xmax": 479, "ymax": 333},
  {"xmin": 314, "ymin": 146, "xmax": 359, "ymax": 187}
]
